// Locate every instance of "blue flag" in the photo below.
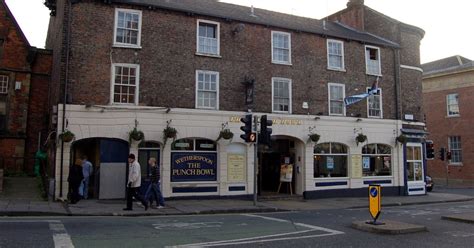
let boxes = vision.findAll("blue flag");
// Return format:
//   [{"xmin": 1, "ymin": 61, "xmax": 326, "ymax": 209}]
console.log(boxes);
[{"xmin": 344, "ymin": 77, "xmax": 380, "ymax": 106}]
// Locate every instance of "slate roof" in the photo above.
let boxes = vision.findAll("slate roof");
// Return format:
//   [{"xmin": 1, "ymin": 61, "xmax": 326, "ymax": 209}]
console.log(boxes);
[
  {"xmin": 422, "ymin": 56, "xmax": 474, "ymax": 76},
  {"xmin": 112, "ymin": 0, "xmax": 399, "ymax": 48}
]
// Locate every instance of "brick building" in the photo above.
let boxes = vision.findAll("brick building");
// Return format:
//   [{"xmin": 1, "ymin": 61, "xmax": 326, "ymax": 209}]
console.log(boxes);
[
  {"xmin": 422, "ymin": 56, "xmax": 474, "ymax": 186},
  {"xmin": 0, "ymin": 0, "xmax": 52, "ymax": 174},
  {"xmin": 45, "ymin": 0, "xmax": 426, "ymax": 200}
]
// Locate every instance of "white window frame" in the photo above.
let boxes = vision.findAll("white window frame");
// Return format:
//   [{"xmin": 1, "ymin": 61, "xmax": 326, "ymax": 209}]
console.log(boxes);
[
  {"xmin": 196, "ymin": 19, "xmax": 220, "ymax": 57},
  {"xmin": 110, "ymin": 63, "xmax": 140, "ymax": 105},
  {"xmin": 365, "ymin": 45, "xmax": 381, "ymax": 76},
  {"xmin": 195, "ymin": 70, "xmax": 219, "ymax": 110},
  {"xmin": 113, "ymin": 8, "xmax": 142, "ymax": 48},
  {"xmin": 0, "ymin": 75, "xmax": 8, "ymax": 94},
  {"xmin": 271, "ymin": 31, "xmax": 291, "ymax": 65},
  {"xmin": 367, "ymin": 87, "xmax": 383, "ymax": 118},
  {"xmin": 446, "ymin": 93, "xmax": 460, "ymax": 117},
  {"xmin": 406, "ymin": 143, "xmax": 424, "ymax": 182},
  {"xmin": 448, "ymin": 136, "xmax": 462, "ymax": 165},
  {"xmin": 328, "ymin": 83, "xmax": 346, "ymax": 116},
  {"xmin": 272, "ymin": 77, "xmax": 292, "ymax": 114},
  {"xmin": 327, "ymin": 39, "xmax": 345, "ymax": 71}
]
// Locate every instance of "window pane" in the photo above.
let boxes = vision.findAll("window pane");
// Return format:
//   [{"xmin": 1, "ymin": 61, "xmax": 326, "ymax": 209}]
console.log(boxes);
[
  {"xmin": 362, "ymin": 155, "xmax": 392, "ymax": 176},
  {"xmin": 331, "ymin": 143, "xmax": 347, "ymax": 154},
  {"xmin": 314, "ymin": 155, "xmax": 347, "ymax": 178}
]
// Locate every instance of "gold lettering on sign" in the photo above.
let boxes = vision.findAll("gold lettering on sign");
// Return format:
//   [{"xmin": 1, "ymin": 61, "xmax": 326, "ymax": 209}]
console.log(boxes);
[{"xmin": 229, "ymin": 116, "xmax": 302, "ymax": 125}]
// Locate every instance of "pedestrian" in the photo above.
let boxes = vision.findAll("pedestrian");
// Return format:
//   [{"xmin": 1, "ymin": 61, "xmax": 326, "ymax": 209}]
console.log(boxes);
[
  {"xmin": 80, "ymin": 155, "xmax": 93, "ymax": 199},
  {"xmin": 123, "ymin": 153, "xmax": 148, "ymax": 211},
  {"xmin": 68, "ymin": 158, "xmax": 84, "ymax": 204},
  {"xmin": 144, "ymin": 157, "xmax": 165, "ymax": 209}
]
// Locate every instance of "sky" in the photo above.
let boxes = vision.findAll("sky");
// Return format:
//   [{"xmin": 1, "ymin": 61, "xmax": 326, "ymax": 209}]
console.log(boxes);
[{"xmin": 5, "ymin": 0, "xmax": 474, "ymax": 64}]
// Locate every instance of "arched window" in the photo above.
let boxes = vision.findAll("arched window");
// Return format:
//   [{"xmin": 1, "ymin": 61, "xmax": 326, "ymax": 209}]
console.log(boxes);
[
  {"xmin": 362, "ymin": 144, "xmax": 392, "ymax": 177},
  {"xmin": 314, "ymin": 142, "xmax": 348, "ymax": 178},
  {"xmin": 138, "ymin": 141, "xmax": 160, "ymax": 177}
]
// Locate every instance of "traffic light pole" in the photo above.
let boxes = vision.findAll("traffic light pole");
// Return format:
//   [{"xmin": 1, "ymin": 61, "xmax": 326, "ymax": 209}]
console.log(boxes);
[{"xmin": 253, "ymin": 115, "xmax": 258, "ymax": 206}]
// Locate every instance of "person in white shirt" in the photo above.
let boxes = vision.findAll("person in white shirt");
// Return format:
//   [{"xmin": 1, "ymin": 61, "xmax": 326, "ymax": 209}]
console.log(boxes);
[{"xmin": 123, "ymin": 153, "xmax": 148, "ymax": 211}]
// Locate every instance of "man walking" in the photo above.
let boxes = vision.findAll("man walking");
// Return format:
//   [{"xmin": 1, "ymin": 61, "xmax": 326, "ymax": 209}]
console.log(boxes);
[
  {"xmin": 124, "ymin": 153, "xmax": 148, "ymax": 211},
  {"xmin": 81, "ymin": 155, "xmax": 93, "ymax": 199}
]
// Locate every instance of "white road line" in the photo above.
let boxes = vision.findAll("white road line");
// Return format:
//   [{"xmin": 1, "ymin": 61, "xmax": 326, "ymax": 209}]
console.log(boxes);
[
  {"xmin": 175, "ymin": 214, "xmax": 344, "ymax": 247},
  {"xmin": 0, "ymin": 220, "xmax": 61, "ymax": 223},
  {"xmin": 48, "ymin": 221, "xmax": 75, "ymax": 248}
]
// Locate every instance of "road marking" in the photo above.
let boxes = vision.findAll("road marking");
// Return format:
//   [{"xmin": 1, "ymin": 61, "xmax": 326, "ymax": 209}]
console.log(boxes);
[
  {"xmin": 0, "ymin": 220, "xmax": 74, "ymax": 248},
  {"xmin": 174, "ymin": 214, "xmax": 344, "ymax": 247},
  {"xmin": 153, "ymin": 222, "xmax": 223, "ymax": 230}
]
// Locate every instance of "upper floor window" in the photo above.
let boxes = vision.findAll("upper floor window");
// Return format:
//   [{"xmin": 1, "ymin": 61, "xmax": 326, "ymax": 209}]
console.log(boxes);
[
  {"xmin": 362, "ymin": 144, "xmax": 392, "ymax": 176},
  {"xmin": 0, "ymin": 75, "xmax": 8, "ymax": 94},
  {"xmin": 446, "ymin": 93, "xmax": 459, "ymax": 116},
  {"xmin": 111, "ymin": 64, "xmax": 139, "ymax": 105},
  {"xmin": 196, "ymin": 70, "xmax": 219, "ymax": 110},
  {"xmin": 367, "ymin": 88, "xmax": 382, "ymax": 118},
  {"xmin": 272, "ymin": 77, "xmax": 292, "ymax": 113},
  {"xmin": 327, "ymin": 39, "xmax": 344, "ymax": 70},
  {"xmin": 197, "ymin": 20, "xmax": 220, "ymax": 56},
  {"xmin": 328, "ymin": 83, "xmax": 345, "ymax": 116},
  {"xmin": 448, "ymin": 136, "xmax": 462, "ymax": 164},
  {"xmin": 114, "ymin": 8, "xmax": 142, "ymax": 48},
  {"xmin": 272, "ymin": 31, "xmax": 291, "ymax": 64},
  {"xmin": 365, "ymin": 46, "xmax": 381, "ymax": 75}
]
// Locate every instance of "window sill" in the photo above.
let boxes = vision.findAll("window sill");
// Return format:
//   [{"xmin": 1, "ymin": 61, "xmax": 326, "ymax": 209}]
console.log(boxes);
[
  {"xmin": 113, "ymin": 44, "xmax": 142, "ymax": 49},
  {"xmin": 327, "ymin": 67, "xmax": 346, "ymax": 72},
  {"xmin": 446, "ymin": 115, "xmax": 460, "ymax": 118},
  {"xmin": 196, "ymin": 107, "xmax": 219, "ymax": 111},
  {"xmin": 195, "ymin": 53, "xmax": 222, "ymax": 58},
  {"xmin": 329, "ymin": 113, "xmax": 345, "ymax": 117},
  {"xmin": 272, "ymin": 61, "xmax": 292, "ymax": 66},
  {"xmin": 366, "ymin": 72, "xmax": 382, "ymax": 77},
  {"xmin": 368, "ymin": 116, "xmax": 383, "ymax": 119},
  {"xmin": 272, "ymin": 110, "xmax": 291, "ymax": 114},
  {"xmin": 448, "ymin": 163, "xmax": 462, "ymax": 166}
]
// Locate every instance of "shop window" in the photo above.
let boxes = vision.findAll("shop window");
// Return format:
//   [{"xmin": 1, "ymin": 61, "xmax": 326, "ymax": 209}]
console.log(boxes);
[
  {"xmin": 362, "ymin": 144, "xmax": 392, "ymax": 176},
  {"xmin": 406, "ymin": 144, "xmax": 423, "ymax": 182},
  {"xmin": 314, "ymin": 142, "xmax": 348, "ymax": 178}
]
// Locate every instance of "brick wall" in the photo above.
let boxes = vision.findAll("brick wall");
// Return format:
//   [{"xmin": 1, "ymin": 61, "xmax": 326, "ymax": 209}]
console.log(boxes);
[{"xmin": 58, "ymin": 2, "xmax": 403, "ymax": 118}]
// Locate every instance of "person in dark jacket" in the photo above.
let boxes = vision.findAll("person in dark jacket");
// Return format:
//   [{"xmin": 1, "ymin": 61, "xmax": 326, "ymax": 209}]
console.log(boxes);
[
  {"xmin": 144, "ymin": 157, "xmax": 165, "ymax": 208},
  {"xmin": 68, "ymin": 158, "xmax": 84, "ymax": 204}
]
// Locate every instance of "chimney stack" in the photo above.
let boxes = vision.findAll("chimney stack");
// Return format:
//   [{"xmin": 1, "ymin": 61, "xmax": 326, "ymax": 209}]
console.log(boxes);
[{"xmin": 347, "ymin": 0, "xmax": 364, "ymax": 8}]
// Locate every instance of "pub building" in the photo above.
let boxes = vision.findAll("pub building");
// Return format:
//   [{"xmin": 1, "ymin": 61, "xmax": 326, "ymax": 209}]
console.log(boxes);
[{"xmin": 46, "ymin": 0, "xmax": 427, "ymax": 200}]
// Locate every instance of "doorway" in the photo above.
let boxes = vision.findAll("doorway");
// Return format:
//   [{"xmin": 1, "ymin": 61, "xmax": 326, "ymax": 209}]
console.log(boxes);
[{"xmin": 259, "ymin": 138, "xmax": 296, "ymax": 196}]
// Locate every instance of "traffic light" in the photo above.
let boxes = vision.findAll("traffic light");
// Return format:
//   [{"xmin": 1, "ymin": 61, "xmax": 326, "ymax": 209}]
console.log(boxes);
[
  {"xmin": 446, "ymin": 151, "xmax": 452, "ymax": 160},
  {"xmin": 240, "ymin": 114, "xmax": 255, "ymax": 142},
  {"xmin": 425, "ymin": 140, "xmax": 435, "ymax": 160},
  {"xmin": 259, "ymin": 115, "xmax": 273, "ymax": 146},
  {"xmin": 439, "ymin": 147, "xmax": 446, "ymax": 161}
]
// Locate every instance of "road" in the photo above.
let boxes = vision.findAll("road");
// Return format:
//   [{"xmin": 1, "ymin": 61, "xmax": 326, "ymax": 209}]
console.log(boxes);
[{"xmin": 0, "ymin": 201, "xmax": 473, "ymax": 248}]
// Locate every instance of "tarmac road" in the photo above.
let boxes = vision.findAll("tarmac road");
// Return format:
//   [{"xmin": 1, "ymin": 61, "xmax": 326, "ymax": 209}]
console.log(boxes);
[{"xmin": 0, "ymin": 201, "xmax": 473, "ymax": 248}]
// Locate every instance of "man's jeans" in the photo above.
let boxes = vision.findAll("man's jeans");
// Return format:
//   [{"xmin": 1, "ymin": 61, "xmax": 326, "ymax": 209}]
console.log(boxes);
[
  {"xmin": 79, "ymin": 177, "xmax": 89, "ymax": 199},
  {"xmin": 144, "ymin": 182, "xmax": 165, "ymax": 206}
]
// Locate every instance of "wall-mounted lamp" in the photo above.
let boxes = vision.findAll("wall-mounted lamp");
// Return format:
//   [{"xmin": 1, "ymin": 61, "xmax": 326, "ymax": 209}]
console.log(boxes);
[{"xmin": 232, "ymin": 23, "xmax": 245, "ymax": 35}]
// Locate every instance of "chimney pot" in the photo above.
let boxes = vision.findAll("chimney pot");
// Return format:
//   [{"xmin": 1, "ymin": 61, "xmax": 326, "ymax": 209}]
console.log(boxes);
[{"xmin": 347, "ymin": 0, "xmax": 364, "ymax": 7}]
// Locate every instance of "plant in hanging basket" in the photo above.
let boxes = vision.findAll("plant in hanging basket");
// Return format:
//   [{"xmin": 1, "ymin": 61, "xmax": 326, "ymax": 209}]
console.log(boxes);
[
  {"xmin": 396, "ymin": 134, "xmax": 407, "ymax": 145},
  {"xmin": 59, "ymin": 130, "xmax": 75, "ymax": 142},
  {"xmin": 164, "ymin": 126, "xmax": 177, "ymax": 139},
  {"xmin": 129, "ymin": 127, "xmax": 144, "ymax": 142},
  {"xmin": 216, "ymin": 129, "xmax": 234, "ymax": 141},
  {"xmin": 308, "ymin": 133, "xmax": 320, "ymax": 143},
  {"xmin": 356, "ymin": 133, "xmax": 367, "ymax": 146}
]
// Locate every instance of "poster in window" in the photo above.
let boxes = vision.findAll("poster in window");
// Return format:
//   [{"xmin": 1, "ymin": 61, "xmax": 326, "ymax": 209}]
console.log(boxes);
[
  {"xmin": 227, "ymin": 154, "xmax": 245, "ymax": 182},
  {"xmin": 280, "ymin": 164, "xmax": 293, "ymax": 182},
  {"xmin": 326, "ymin": 157, "xmax": 334, "ymax": 170},
  {"xmin": 363, "ymin": 157, "xmax": 371, "ymax": 169}
]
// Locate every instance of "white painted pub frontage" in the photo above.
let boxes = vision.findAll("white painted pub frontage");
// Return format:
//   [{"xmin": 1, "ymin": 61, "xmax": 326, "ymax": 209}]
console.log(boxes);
[{"xmin": 53, "ymin": 104, "xmax": 427, "ymax": 201}]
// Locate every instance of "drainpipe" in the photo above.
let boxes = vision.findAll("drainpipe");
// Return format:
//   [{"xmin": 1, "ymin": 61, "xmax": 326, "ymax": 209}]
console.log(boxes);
[
  {"xmin": 393, "ymin": 47, "xmax": 403, "ymax": 194},
  {"xmin": 59, "ymin": 0, "xmax": 73, "ymax": 198}
]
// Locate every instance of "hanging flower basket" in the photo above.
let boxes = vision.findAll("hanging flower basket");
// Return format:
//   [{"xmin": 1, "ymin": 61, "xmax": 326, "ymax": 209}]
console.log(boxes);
[
  {"xmin": 59, "ymin": 130, "xmax": 75, "ymax": 143},
  {"xmin": 396, "ymin": 134, "xmax": 407, "ymax": 145},
  {"xmin": 129, "ymin": 127, "xmax": 144, "ymax": 142},
  {"xmin": 356, "ymin": 133, "xmax": 367, "ymax": 146},
  {"xmin": 216, "ymin": 129, "xmax": 234, "ymax": 141},
  {"xmin": 308, "ymin": 133, "xmax": 320, "ymax": 143},
  {"xmin": 164, "ymin": 126, "xmax": 177, "ymax": 139}
]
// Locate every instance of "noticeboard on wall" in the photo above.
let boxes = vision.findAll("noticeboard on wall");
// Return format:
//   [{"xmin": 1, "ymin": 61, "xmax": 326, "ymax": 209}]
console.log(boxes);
[
  {"xmin": 227, "ymin": 154, "xmax": 246, "ymax": 182},
  {"xmin": 351, "ymin": 154, "xmax": 362, "ymax": 178}
]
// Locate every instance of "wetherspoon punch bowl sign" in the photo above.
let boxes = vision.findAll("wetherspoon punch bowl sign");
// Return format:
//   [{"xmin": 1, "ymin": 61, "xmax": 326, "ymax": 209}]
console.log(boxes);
[{"xmin": 171, "ymin": 153, "xmax": 217, "ymax": 182}]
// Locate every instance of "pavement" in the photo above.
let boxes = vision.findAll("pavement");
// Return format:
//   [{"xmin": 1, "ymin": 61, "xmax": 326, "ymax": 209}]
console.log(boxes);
[{"xmin": 1, "ymin": 177, "xmax": 474, "ymax": 219}]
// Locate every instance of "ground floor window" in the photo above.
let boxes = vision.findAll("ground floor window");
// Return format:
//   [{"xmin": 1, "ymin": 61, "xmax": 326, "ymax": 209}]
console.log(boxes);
[
  {"xmin": 362, "ymin": 144, "xmax": 392, "ymax": 176},
  {"xmin": 171, "ymin": 138, "xmax": 217, "ymax": 182},
  {"xmin": 406, "ymin": 143, "xmax": 423, "ymax": 182},
  {"xmin": 314, "ymin": 142, "xmax": 348, "ymax": 178}
]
